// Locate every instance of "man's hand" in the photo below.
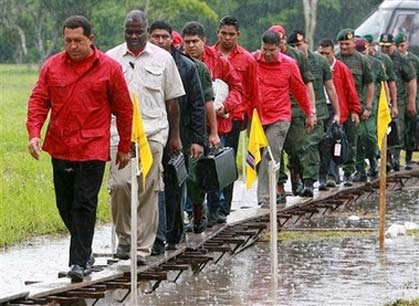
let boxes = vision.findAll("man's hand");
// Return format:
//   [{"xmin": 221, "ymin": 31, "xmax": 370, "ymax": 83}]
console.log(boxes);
[
  {"xmin": 305, "ymin": 116, "xmax": 315, "ymax": 134},
  {"xmin": 209, "ymin": 133, "xmax": 221, "ymax": 149},
  {"xmin": 407, "ymin": 103, "xmax": 417, "ymax": 117},
  {"xmin": 190, "ymin": 144, "xmax": 204, "ymax": 160},
  {"xmin": 28, "ymin": 137, "xmax": 42, "ymax": 160},
  {"xmin": 116, "ymin": 151, "xmax": 130, "ymax": 169},
  {"xmin": 216, "ymin": 105, "xmax": 227, "ymax": 118},
  {"xmin": 332, "ymin": 113, "xmax": 340, "ymax": 124},
  {"xmin": 168, "ymin": 136, "xmax": 182, "ymax": 154},
  {"xmin": 360, "ymin": 109, "xmax": 371, "ymax": 121},
  {"xmin": 351, "ymin": 112, "xmax": 360, "ymax": 126},
  {"xmin": 391, "ymin": 105, "xmax": 398, "ymax": 118}
]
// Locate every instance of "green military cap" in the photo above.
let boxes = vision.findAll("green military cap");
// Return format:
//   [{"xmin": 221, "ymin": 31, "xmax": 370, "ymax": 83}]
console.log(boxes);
[
  {"xmin": 363, "ymin": 34, "xmax": 374, "ymax": 44},
  {"xmin": 336, "ymin": 28, "xmax": 355, "ymax": 41},
  {"xmin": 394, "ymin": 32, "xmax": 408, "ymax": 45}
]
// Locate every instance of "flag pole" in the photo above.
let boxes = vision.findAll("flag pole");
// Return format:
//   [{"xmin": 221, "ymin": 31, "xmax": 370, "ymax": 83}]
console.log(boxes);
[
  {"xmin": 378, "ymin": 135, "xmax": 387, "ymax": 250},
  {"xmin": 129, "ymin": 142, "xmax": 140, "ymax": 305}
]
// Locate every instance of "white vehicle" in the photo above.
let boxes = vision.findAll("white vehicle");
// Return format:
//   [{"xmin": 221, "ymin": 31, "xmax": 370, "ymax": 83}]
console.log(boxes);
[{"xmin": 355, "ymin": 0, "xmax": 419, "ymax": 54}]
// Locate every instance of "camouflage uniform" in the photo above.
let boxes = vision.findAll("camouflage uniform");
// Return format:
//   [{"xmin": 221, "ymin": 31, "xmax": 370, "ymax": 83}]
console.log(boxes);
[
  {"xmin": 301, "ymin": 51, "xmax": 332, "ymax": 186},
  {"xmin": 277, "ymin": 45, "xmax": 314, "ymax": 195},
  {"xmin": 355, "ymin": 55, "xmax": 388, "ymax": 177},
  {"xmin": 335, "ymin": 49, "xmax": 374, "ymax": 180},
  {"xmin": 404, "ymin": 52, "xmax": 419, "ymax": 162},
  {"xmin": 388, "ymin": 50, "xmax": 416, "ymax": 169}
]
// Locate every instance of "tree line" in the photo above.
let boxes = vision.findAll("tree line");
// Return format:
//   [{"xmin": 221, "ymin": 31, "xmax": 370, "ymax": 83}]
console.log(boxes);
[{"xmin": 0, "ymin": 0, "xmax": 382, "ymax": 64}]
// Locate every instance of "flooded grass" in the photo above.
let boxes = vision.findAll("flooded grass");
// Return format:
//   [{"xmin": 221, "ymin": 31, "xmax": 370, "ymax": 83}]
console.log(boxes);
[
  {"xmin": 385, "ymin": 298, "xmax": 419, "ymax": 306},
  {"xmin": 261, "ymin": 229, "xmax": 375, "ymax": 242},
  {"xmin": 0, "ymin": 64, "xmax": 111, "ymax": 248}
]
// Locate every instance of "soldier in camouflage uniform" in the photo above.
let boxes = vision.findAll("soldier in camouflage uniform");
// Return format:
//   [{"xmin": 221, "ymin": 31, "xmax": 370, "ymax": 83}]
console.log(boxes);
[
  {"xmin": 335, "ymin": 28, "xmax": 375, "ymax": 186},
  {"xmin": 395, "ymin": 32, "xmax": 419, "ymax": 169},
  {"xmin": 380, "ymin": 33, "xmax": 417, "ymax": 171},
  {"xmin": 353, "ymin": 38, "xmax": 388, "ymax": 181},
  {"xmin": 268, "ymin": 25, "xmax": 316, "ymax": 202},
  {"xmin": 288, "ymin": 30, "xmax": 340, "ymax": 197}
]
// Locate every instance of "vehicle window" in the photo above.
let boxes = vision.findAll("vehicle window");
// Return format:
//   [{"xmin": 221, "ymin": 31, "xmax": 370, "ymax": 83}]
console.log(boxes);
[
  {"xmin": 391, "ymin": 12, "xmax": 419, "ymax": 46},
  {"xmin": 355, "ymin": 10, "xmax": 392, "ymax": 40}
]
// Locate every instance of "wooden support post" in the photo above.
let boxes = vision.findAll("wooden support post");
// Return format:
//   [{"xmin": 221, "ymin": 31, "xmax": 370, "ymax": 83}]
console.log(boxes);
[{"xmin": 379, "ymin": 135, "xmax": 387, "ymax": 250}]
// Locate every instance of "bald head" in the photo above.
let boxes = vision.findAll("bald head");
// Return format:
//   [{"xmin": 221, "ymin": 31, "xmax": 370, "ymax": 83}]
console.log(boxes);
[
  {"xmin": 124, "ymin": 10, "xmax": 148, "ymax": 28},
  {"xmin": 124, "ymin": 10, "xmax": 148, "ymax": 51}
]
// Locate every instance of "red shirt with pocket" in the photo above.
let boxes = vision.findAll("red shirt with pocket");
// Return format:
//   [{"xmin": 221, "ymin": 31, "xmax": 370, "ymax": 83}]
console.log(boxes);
[
  {"xmin": 253, "ymin": 51, "xmax": 312, "ymax": 125},
  {"xmin": 26, "ymin": 47, "xmax": 133, "ymax": 161},
  {"xmin": 202, "ymin": 46, "xmax": 243, "ymax": 135}
]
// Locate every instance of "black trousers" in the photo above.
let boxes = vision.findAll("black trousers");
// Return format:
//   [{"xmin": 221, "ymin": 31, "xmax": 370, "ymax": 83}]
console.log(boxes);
[
  {"xmin": 52, "ymin": 158, "xmax": 105, "ymax": 268},
  {"xmin": 163, "ymin": 149, "xmax": 184, "ymax": 245}
]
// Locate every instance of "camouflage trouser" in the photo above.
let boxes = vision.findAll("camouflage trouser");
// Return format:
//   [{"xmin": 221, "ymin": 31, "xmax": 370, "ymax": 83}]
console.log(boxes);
[
  {"xmin": 356, "ymin": 115, "xmax": 377, "ymax": 173},
  {"xmin": 404, "ymin": 105, "xmax": 417, "ymax": 151},
  {"xmin": 342, "ymin": 118, "xmax": 359, "ymax": 177},
  {"xmin": 301, "ymin": 120, "xmax": 324, "ymax": 182},
  {"xmin": 277, "ymin": 117, "xmax": 306, "ymax": 184}
]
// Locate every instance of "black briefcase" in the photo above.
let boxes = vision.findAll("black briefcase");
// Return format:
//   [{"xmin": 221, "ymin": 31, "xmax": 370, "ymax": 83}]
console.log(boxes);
[
  {"xmin": 196, "ymin": 147, "xmax": 238, "ymax": 191},
  {"xmin": 167, "ymin": 152, "xmax": 188, "ymax": 186}
]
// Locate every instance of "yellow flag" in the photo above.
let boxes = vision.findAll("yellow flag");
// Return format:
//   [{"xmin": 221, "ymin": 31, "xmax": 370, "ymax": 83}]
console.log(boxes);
[
  {"xmin": 376, "ymin": 82, "xmax": 392, "ymax": 151},
  {"xmin": 246, "ymin": 109, "xmax": 268, "ymax": 189},
  {"xmin": 131, "ymin": 93, "xmax": 153, "ymax": 184}
]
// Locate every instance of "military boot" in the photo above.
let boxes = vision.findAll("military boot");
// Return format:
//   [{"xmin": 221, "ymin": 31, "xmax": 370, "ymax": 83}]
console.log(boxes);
[
  {"xmin": 405, "ymin": 150, "xmax": 413, "ymax": 170},
  {"xmin": 300, "ymin": 180, "xmax": 314, "ymax": 197},
  {"xmin": 368, "ymin": 158, "xmax": 378, "ymax": 178}
]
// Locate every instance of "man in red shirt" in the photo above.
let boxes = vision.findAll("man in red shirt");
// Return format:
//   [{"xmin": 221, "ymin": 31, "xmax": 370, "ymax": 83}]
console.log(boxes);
[
  {"xmin": 26, "ymin": 15, "xmax": 133, "ymax": 282},
  {"xmin": 212, "ymin": 16, "xmax": 259, "ymax": 219},
  {"xmin": 253, "ymin": 31, "xmax": 314, "ymax": 207},
  {"xmin": 317, "ymin": 39, "xmax": 360, "ymax": 187},
  {"xmin": 182, "ymin": 21, "xmax": 243, "ymax": 226}
]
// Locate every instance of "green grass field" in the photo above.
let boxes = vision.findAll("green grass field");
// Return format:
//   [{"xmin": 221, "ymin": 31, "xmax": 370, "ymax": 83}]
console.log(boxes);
[{"xmin": 0, "ymin": 64, "xmax": 111, "ymax": 248}]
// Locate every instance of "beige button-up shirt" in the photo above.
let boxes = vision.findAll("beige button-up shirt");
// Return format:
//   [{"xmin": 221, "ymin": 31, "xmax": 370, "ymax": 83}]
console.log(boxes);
[{"xmin": 107, "ymin": 42, "xmax": 185, "ymax": 146}]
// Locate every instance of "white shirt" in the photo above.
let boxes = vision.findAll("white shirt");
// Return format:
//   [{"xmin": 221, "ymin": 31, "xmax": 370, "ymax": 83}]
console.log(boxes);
[{"xmin": 107, "ymin": 42, "xmax": 185, "ymax": 146}]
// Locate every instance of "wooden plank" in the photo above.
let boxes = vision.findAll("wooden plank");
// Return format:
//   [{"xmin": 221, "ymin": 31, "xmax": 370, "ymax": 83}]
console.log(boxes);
[{"xmin": 0, "ymin": 290, "xmax": 29, "ymax": 304}]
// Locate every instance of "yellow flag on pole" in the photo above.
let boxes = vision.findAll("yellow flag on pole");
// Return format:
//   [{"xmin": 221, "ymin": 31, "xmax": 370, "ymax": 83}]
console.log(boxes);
[
  {"xmin": 131, "ymin": 93, "xmax": 153, "ymax": 185},
  {"xmin": 376, "ymin": 82, "xmax": 392, "ymax": 151},
  {"xmin": 246, "ymin": 109, "xmax": 268, "ymax": 189}
]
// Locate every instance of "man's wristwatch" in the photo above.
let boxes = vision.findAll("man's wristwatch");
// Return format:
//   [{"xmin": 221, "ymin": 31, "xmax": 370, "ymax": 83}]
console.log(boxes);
[{"xmin": 364, "ymin": 106, "xmax": 372, "ymax": 112}]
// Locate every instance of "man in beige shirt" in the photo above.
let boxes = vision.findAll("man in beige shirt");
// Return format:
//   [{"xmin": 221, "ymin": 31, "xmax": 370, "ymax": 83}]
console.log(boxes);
[{"xmin": 107, "ymin": 10, "xmax": 185, "ymax": 263}]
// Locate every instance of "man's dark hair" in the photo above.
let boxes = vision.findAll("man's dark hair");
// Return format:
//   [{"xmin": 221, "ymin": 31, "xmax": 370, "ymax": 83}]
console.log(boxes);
[
  {"xmin": 63, "ymin": 15, "xmax": 92, "ymax": 36},
  {"xmin": 262, "ymin": 31, "xmax": 280, "ymax": 45},
  {"xmin": 219, "ymin": 16, "xmax": 240, "ymax": 31},
  {"xmin": 182, "ymin": 21, "xmax": 206, "ymax": 39},
  {"xmin": 148, "ymin": 20, "xmax": 172, "ymax": 34},
  {"xmin": 319, "ymin": 38, "xmax": 335, "ymax": 48}
]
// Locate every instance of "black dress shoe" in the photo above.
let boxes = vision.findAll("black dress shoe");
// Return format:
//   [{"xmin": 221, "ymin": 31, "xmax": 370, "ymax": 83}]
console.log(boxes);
[
  {"xmin": 115, "ymin": 244, "xmax": 130, "ymax": 260},
  {"xmin": 136, "ymin": 255, "xmax": 146, "ymax": 265},
  {"xmin": 68, "ymin": 265, "xmax": 84, "ymax": 283},
  {"xmin": 87, "ymin": 253, "xmax": 95, "ymax": 268}
]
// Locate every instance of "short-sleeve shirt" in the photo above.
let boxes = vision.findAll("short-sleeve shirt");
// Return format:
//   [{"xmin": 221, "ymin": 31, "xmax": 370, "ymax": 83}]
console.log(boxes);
[
  {"xmin": 375, "ymin": 51, "xmax": 397, "ymax": 82},
  {"xmin": 194, "ymin": 59, "xmax": 215, "ymax": 102},
  {"xmin": 367, "ymin": 55, "xmax": 388, "ymax": 113},
  {"xmin": 406, "ymin": 52, "xmax": 419, "ymax": 106},
  {"xmin": 390, "ymin": 50, "xmax": 416, "ymax": 105},
  {"xmin": 107, "ymin": 42, "xmax": 185, "ymax": 146},
  {"xmin": 336, "ymin": 50, "xmax": 374, "ymax": 105},
  {"xmin": 284, "ymin": 45, "xmax": 315, "ymax": 118},
  {"xmin": 307, "ymin": 51, "xmax": 332, "ymax": 120}
]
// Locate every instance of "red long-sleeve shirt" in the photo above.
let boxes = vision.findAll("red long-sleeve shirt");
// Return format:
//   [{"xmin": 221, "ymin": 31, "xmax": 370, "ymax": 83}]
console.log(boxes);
[
  {"xmin": 332, "ymin": 58, "xmax": 361, "ymax": 123},
  {"xmin": 253, "ymin": 51, "xmax": 312, "ymax": 125},
  {"xmin": 212, "ymin": 43, "xmax": 259, "ymax": 121},
  {"xmin": 26, "ymin": 47, "xmax": 133, "ymax": 161},
  {"xmin": 203, "ymin": 46, "xmax": 243, "ymax": 135}
]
